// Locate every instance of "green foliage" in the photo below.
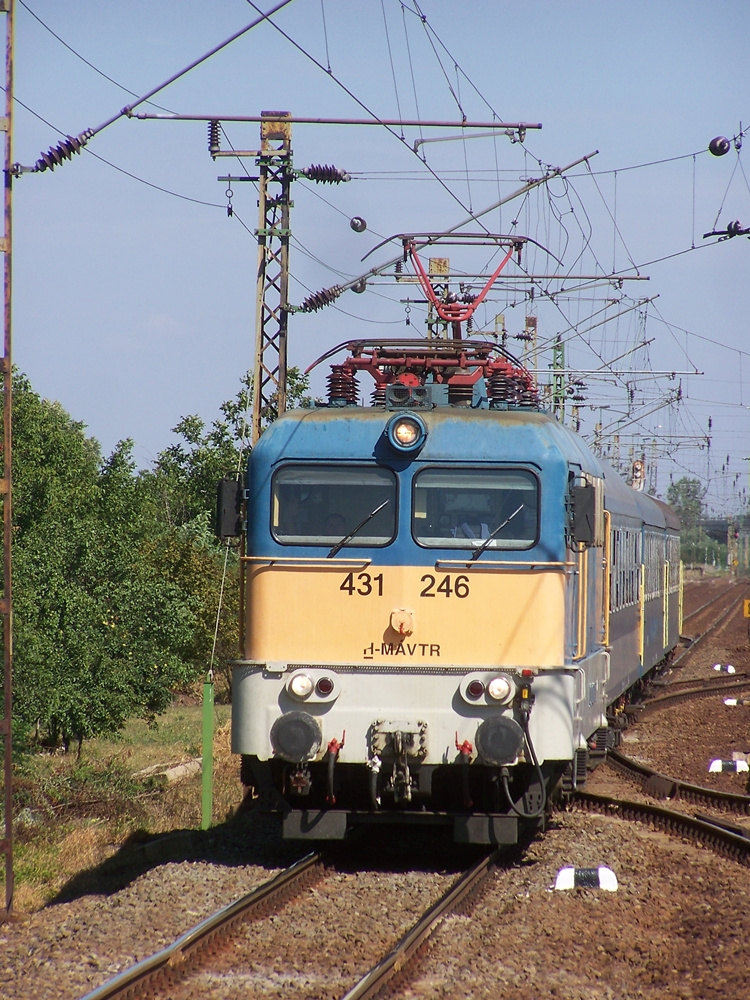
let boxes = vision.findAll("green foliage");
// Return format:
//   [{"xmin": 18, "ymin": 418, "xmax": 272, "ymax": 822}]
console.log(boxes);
[
  {"xmin": 11, "ymin": 374, "xmax": 199, "ymax": 753},
  {"xmin": 9, "ymin": 367, "xmax": 311, "ymax": 753},
  {"xmin": 666, "ymin": 477, "xmax": 705, "ymax": 531},
  {"xmin": 666, "ymin": 476, "xmax": 727, "ymax": 567}
]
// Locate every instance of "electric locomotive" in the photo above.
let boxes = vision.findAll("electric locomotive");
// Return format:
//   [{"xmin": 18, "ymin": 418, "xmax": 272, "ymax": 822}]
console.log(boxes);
[{"xmin": 220, "ymin": 338, "xmax": 681, "ymax": 844}]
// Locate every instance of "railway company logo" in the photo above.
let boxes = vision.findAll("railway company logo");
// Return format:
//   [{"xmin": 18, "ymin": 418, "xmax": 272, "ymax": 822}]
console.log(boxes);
[{"xmin": 363, "ymin": 641, "xmax": 441, "ymax": 660}]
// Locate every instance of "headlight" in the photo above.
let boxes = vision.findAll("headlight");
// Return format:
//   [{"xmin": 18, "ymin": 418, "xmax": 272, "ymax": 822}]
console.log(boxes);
[
  {"xmin": 288, "ymin": 672, "xmax": 314, "ymax": 699},
  {"xmin": 386, "ymin": 413, "xmax": 426, "ymax": 453},
  {"xmin": 285, "ymin": 669, "xmax": 340, "ymax": 703},
  {"xmin": 487, "ymin": 676, "xmax": 514, "ymax": 703},
  {"xmin": 460, "ymin": 672, "xmax": 515, "ymax": 705}
]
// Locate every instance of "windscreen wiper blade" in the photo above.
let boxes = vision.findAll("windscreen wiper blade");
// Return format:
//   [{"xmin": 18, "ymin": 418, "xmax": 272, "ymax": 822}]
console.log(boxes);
[
  {"xmin": 469, "ymin": 504, "xmax": 524, "ymax": 562},
  {"xmin": 327, "ymin": 499, "xmax": 390, "ymax": 558}
]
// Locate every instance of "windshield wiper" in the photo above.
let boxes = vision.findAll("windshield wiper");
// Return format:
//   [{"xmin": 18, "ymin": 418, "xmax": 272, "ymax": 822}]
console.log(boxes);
[
  {"xmin": 469, "ymin": 504, "xmax": 524, "ymax": 562},
  {"xmin": 327, "ymin": 499, "xmax": 390, "ymax": 558}
]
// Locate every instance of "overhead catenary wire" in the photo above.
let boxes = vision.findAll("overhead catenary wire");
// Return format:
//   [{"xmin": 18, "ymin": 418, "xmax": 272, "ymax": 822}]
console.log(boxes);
[
  {"xmin": 17, "ymin": 2, "xmax": 264, "ymax": 187},
  {"xmin": 380, "ymin": 0, "xmax": 404, "ymax": 128},
  {"xmin": 242, "ymin": 0, "xmax": 512, "ymax": 230},
  {"xmin": 18, "ymin": 0, "xmax": 176, "ymax": 114},
  {"xmin": 15, "ymin": 0, "xmax": 297, "ymax": 172},
  {"xmin": 7, "ymin": 89, "xmax": 225, "ymax": 207}
]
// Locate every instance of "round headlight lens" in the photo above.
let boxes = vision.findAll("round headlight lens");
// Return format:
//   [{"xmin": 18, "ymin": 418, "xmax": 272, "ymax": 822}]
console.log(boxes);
[
  {"xmin": 487, "ymin": 676, "xmax": 513, "ymax": 702},
  {"xmin": 394, "ymin": 418, "xmax": 420, "ymax": 446},
  {"xmin": 289, "ymin": 673, "xmax": 314, "ymax": 699},
  {"xmin": 386, "ymin": 413, "xmax": 426, "ymax": 453}
]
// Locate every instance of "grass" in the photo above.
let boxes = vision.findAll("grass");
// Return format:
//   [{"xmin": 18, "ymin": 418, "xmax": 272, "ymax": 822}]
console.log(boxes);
[{"xmin": 2, "ymin": 699, "xmax": 242, "ymax": 913}]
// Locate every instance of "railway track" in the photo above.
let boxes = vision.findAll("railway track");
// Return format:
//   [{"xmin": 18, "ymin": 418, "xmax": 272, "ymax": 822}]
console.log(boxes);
[
  {"xmin": 340, "ymin": 849, "xmax": 496, "ymax": 1000},
  {"xmin": 81, "ymin": 843, "xmax": 495, "ymax": 1000},
  {"xmin": 571, "ymin": 793, "xmax": 750, "ymax": 864},
  {"xmin": 680, "ymin": 578, "xmax": 745, "ymax": 628},
  {"xmin": 81, "ymin": 850, "xmax": 325, "ymax": 1000},
  {"xmin": 675, "ymin": 580, "xmax": 748, "ymax": 668},
  {"xmin": 604, "ymin": 748, "xmax": 750, "ymax": 814},
  {"xmin": 634, "ymin": 676, "xmax": 750, "ymax": 715}
]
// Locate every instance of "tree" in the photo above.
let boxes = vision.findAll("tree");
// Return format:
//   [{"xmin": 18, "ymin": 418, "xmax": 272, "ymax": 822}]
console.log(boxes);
[
  {"xmin": 10, "ymin": 375, "xmax": 199, "ymax": 754},
  {"xmin": 145, "ymin": 368, "xmax": 312, "ymax": 529},
  {"xmin": 666, "ymin": 476, "xmax": 727, "ymax": 568},
  {"xmin": 9, "ymin": 367, "xmax": 313, "ymax": 752},
  {"xmin": 666, "ymin": 477, "xmax": 704, "ymax": 531}
]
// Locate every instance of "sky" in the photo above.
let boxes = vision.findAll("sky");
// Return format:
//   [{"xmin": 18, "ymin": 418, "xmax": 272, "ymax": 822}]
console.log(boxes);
[{"xmin": 9, "ymin": 0, "xmax": 750, "ymax": 514}]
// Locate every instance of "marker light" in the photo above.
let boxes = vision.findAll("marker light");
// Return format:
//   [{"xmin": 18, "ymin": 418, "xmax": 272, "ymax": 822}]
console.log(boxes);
[
  {"xmin": 386, "ymin": 413, "xmax": 427, "ymax": 453},
  {"xmin": 288, "ymin": 673, "xmax": 314, "ymax": 699},
  {"xmin": 487, "ymin": 676, "xmax": 514, "ymax": 703},
  {"xmin": 467, "ymin": 680, "xmax": 485, "ymax": 698},
  {"xmin": 315, "ymin": 676, "xmax": 335, "ymax": 696}
]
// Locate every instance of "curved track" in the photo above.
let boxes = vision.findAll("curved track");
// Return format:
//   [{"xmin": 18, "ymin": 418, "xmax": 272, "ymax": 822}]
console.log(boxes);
[
  {"xmin": 605, "ymin": 748, "xmax": 750, "ymax": 814},
  {"xmin": 571, "ymin": 793, "xmax": 750, "ymax": 864}
]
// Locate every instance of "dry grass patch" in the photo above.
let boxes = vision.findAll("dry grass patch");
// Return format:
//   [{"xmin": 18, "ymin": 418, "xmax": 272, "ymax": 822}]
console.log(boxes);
[{"xmin": 3, "ymin": 702, "xmax": 244, "ymax": 911}]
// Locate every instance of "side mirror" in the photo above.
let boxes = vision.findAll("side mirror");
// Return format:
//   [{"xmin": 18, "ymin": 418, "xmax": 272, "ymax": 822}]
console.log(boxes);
[
  {"xmin": 216, "ymin": 477, "xmax": 244, "ymax": 540},
  {"xmin": 572, "ymin": 483, "xmax": 595, "ymax": 545}
]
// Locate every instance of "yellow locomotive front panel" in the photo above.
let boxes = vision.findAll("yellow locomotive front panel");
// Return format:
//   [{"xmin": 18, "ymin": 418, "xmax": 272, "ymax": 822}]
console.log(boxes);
[{"xmin": 244, "ymin": 563, "xmax": 566, "ymax": 666}]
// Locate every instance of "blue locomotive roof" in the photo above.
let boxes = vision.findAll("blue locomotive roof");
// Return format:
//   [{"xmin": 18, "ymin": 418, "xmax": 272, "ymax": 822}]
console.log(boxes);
[{"xmin": 252, "ymin": 405, "xmax": 604, "ymax": 475}]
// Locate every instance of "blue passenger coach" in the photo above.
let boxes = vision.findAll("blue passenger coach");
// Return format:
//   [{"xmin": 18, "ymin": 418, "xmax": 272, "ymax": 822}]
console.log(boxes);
[{"xmin": 224, "ymin": 339, "xmax": 681, "ymax": 844}]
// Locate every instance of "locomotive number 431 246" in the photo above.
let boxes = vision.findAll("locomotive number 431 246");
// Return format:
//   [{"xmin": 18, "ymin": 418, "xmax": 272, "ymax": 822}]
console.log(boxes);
[{"xmin": 339, "ymin": 572, "xmax": 471, "ymax": 598}]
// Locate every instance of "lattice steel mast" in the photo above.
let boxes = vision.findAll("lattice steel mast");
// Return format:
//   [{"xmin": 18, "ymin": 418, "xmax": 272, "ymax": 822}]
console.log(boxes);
[{"xmin": 251, "ymin": 113, "xmax": 292, "ymax": 444}]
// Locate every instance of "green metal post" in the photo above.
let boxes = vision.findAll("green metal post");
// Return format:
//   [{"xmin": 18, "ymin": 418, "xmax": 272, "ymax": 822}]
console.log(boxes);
[{"xmin": 201, "ymin": 676, "xmax": 214, "ymax": 830}]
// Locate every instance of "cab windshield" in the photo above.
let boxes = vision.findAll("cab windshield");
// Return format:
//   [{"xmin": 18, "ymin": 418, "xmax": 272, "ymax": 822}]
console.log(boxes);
[
  {"xmin": 412, "ymin": 468, "xmax": 538, "ymax": 549},
  {"xmin": 272, "ymin": 465, "xmax": 397, "ymax": 546}
]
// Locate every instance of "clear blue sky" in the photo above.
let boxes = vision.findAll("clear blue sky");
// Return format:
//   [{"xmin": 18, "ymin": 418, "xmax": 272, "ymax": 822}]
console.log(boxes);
[{"xmin": 12, "ymin": 0, "xmax": 750, "ymax": 514}]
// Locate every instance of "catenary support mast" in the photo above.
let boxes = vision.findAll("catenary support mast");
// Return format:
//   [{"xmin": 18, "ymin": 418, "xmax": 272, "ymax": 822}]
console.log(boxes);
[
  {"xmin": 251, "ymin": 113, "xmax": 292, "ymax": 444},
  {"xmin": 1, "ymin": 0, "xmax": 14, "ymax": 919}
]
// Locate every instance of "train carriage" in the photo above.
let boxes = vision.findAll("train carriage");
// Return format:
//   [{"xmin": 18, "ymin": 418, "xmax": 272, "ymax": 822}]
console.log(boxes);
[{"xmin": 222, "ymin": 339, "xmax": 681, "ymax": 844}]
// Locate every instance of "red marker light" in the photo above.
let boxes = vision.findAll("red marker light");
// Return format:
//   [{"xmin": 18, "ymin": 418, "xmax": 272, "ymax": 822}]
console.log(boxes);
[{"xmin": 467, "ymin": 680, "xmax": 485, "ymax": 698}]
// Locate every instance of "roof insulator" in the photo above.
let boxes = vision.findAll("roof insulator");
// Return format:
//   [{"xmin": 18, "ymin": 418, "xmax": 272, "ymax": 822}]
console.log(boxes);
[
  {"xmin": 299, "ymin": 285, "xmax": 343, "ymax": 313},
  {"xmin": 35, "ymin": 131, "xmax": 92, "ymax": 173},
  {"xmin": 301, "ymin": 164, "xmax": 351, "ymax": 184}
]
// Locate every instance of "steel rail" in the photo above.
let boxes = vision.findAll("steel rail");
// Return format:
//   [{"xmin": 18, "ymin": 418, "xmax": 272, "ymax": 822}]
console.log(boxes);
[
  {"xmin": 79, "ymin": 851, "xmax": 322, "ymax": 1000},
  {"xmin": 340, "ymin": 851, "xmax": 497, "ymax": 1000},
  {"xmin": 681, "ymin": 580, "xmax": 746, "ymax": 629},
  {"xmin": 652, "ymin": 673, "xmax": 747, "ymax": 692},
  {"xmin": 671, "ymin": 586, "xmax": 748, "ymax": 668},
  {"xmin": 634, "ymin": 678, "xmax": 750, "ymax": 715},
  {"xmin": 572, "ymin": 793, "xmax": 750, "ymax": 865},
  {"xmin": 606, "ymin": 749, "xmax": 750, "ymax": 814}
]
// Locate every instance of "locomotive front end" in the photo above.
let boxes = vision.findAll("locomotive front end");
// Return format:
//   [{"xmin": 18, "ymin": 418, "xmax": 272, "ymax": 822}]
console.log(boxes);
[{"xmin": 230, "ymin": 345, "xmax": 606, "ymax": 844}]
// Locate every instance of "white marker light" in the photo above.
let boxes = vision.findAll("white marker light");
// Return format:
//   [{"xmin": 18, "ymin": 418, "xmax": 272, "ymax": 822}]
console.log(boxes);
[
  {"xmin": 289, "ymin": 673, "xmax": 314, "ymax": 699},
  {"xmin": 487, "ymin": 676, "xmax": 514, "ymax": 702}
]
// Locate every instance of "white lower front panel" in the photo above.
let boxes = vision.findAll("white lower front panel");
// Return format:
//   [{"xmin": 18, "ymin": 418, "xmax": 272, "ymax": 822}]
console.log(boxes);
[{"xmin": 232, "ymin": 663, "xmax": 578, "ymax": 765}]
